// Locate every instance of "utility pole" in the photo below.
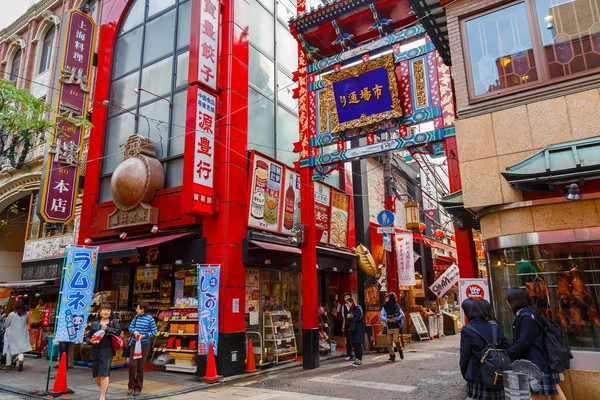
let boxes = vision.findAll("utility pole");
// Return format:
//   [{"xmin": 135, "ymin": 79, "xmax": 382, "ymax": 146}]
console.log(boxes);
[{"xmin": 383, "ymin": 152, "xmax": 398, "ymax": 295}]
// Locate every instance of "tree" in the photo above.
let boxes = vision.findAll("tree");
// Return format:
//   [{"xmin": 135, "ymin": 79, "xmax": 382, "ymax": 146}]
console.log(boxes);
[{"xmin": 0, "ymin": 78, "xmax": 91, "ymax": 171}]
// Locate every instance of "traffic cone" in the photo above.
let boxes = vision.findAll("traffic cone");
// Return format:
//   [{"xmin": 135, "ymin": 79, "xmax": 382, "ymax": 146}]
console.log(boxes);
[
  {"xmin": 203, "ymin": 343, "xmax": 222, "ymax": 384},
  {"xmin": 245, "ymin": 339, "xmax": 257, "ymax": 373},
  {"xmin": 46, "ymin": 353, "xmax": 74, "ymax": 397}
]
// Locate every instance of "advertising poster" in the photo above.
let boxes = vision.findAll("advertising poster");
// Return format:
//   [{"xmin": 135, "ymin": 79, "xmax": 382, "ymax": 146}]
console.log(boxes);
[
  {"xmin": 55, "ymin": 246, "xmax": 98, "ymax": 342},
  {"xmin": 245, "ymin": 269, "xmax": 260, "ymax": 313},
  {"xmin": 458, "ymin": 279, "xmax": 490, "ymax": 324},
  {"xmin": 248, "ymin": 153, "xmax": 284, "ymax": 232},
  {"xmin": 330, "ymin": 190, "xmax": 349, "ymax": 247},
  {"xmin": 396, "ymin": 232, "xmax": 415, "ymax": 285},
  {"xmin": 364, "ymin": 283, "xmax": 381, "ymax": 326},
  {"xmin": 280, "ymin": 171, "xmax": 301, "ymax": 235},
  {"xmin": 413, "ymin": 278, "xmax": 425, "ymax": 298},
  {"xmin": 430, "ymin": 264, "xmax": 460, "ymax": 298},
  {"xmin": 197, "ymin": 265, "xmax": 220, "ymax": 355},
  {"xmin": 314, "ymin": 182, "xmax": 331, "ymax": 243}
]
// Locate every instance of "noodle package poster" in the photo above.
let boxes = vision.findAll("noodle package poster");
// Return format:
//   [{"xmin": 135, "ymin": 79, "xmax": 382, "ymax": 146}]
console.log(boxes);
[
  {"xmin": 330, "ymin": 190, "xmax": 349, "ymax": 248},
  {"xmin": 55, "ymin": 246, "xmax": 98, "ymax": 342}
]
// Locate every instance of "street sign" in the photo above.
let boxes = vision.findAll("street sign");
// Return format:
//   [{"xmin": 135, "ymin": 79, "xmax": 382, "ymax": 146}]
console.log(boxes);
[
  {"xmin": 383, "ymin": 234, "xmax": 392, "ymax": 251},
  {"xmin": 377, "ymin": 227, "xmax": 395, "ymax": 234},
  {"xmin": 376, "ymin": 210, "xmax": 395, "ymax": 227}
]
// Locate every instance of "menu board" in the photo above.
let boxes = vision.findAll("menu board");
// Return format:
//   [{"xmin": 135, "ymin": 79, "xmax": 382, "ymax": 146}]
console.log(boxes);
[
  {"xmin": 314, "ymin": 182, "xmax": 331, "ymax": 243},
  {"xmin": 281, "ymin": 171, "xmax": 301, "ymax": 235},
  {"xmin": 248, "ymin": 153, "xmax": 284, "ymax": 232},
  {"xmin": 330, "ymin": 191, "xmax": 349, "ymax": 247}
]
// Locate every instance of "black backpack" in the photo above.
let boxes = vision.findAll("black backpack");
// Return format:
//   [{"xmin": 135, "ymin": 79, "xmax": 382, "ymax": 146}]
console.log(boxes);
[
  {"xmin": 464, "ymin": 323, "xmax": 511, "ymax": 390},
  {"xmin": 532, "ymin": 314, "xmax": 573, "ymax": 373}
]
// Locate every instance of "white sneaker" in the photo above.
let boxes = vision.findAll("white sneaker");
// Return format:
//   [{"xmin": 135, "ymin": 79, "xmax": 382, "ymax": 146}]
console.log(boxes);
[{"xmin": 344, "ymin": 356, "xmax": 352, "ymax": 361}]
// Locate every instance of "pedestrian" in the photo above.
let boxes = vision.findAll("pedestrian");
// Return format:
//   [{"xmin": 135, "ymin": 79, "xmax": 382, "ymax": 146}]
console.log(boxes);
[
  {"xmin": 341, "ymin": 293, "xmax": 354, "ymax": 361},
  {"xmin": 505, "ymin": 288, "xmax": 567, "ymax": 400},
  {"xmin": 86, "ymin": 303, "xmax": 121, "ymax": 400},
  {"xmin": 0, "ymin": 306, "xmax": 5, "ymax": 368},
  {"xmin": 346, "ymin": 297, "xmax": 365, "ymax": 367},
  {"xmin": 460, "ymin": 299, "xmax": 509, "ymax": 400},
  {"xmin": 127, "ymin": 302, "xmax": 157, "ymax": 396},
  {"xmin": 2, "ymin": 300, "xmax": 32, "ymax": 371},
  {"xmin": 380, "ymin": 292, "xmax": 405, "ymax": 362}
]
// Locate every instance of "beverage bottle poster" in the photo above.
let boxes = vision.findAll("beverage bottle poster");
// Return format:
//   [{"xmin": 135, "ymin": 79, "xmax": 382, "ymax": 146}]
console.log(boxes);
[
  {"xmin": 247, "ymin": 153, "xmax": 284, "ymax": 232},
  {"xmin": 280, "ymin": 171, "xmax": 301, "ymax": 235},
  {"xmin": 55, "ymin": 246, "xmax": 98, "ymax": 342}
]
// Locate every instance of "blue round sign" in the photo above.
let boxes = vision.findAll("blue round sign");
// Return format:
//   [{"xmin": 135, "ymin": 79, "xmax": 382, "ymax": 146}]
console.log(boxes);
[{"xmin": 377, "ymin": 210, "xmax": 395, "ymax": 227}]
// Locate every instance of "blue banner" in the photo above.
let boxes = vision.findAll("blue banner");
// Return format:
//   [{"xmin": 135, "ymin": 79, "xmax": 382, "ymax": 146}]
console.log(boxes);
[
  {"xmin": 55, "ymin": 246, "xmax": 98, "ymax": 342},
  {"xmin": 197, "ymin": 265, "xmax": 220, "ymax": 355}
]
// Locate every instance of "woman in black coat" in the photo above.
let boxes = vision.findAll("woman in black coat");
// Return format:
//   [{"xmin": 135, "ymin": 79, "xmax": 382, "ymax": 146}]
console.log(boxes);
[
  {"xmin": 460, "ymin": 299, "xmax": 509, "ymax": 400},
  {"xmin": 85, "ymin": 303, "xmax": 121, "ymax": 400},
  {"xmin": 505, "ymin": 289, "xmax": 566, "ymax": 400},
  {"xmin": 346, "ymin": 297, "xmax": 365, "ymax": 367}
]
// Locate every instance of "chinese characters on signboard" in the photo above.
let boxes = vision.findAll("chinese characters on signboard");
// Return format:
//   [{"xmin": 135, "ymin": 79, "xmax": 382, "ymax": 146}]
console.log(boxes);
[
  {"xmin": 55, "ymin": 246, "xmax": 98, "ymax": 343},
  {"xmin": 197, "ymin": 265, "xmax": 220, "ymax": 355},
  {"xmin": 314, "ymin": 182, "xmax": 331, "ymax": 243},
  {"xmin": 190, "ymin": 0, "xmax": 220, "ymax": 91},
  {"xmin": 395, "ymin": 232, "xmax": 415, "ymax": 285},
  {"xmin": 38, "ymin": 10, "xmax": 95, "ymax": 224}
]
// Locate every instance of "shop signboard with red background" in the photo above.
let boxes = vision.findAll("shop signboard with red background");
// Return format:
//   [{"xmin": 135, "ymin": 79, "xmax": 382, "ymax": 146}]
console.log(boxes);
[
  {"xmin": 314, "ymin": 182, "xmax": 331, "ymax": 243},
  {"xmin": 38, "ymin": 10, "xmax": 96, "ymax": 224},
  {"xmin": 458, "ymin": 278, "xmax": 490, "ymax": 324},
  {"xmin": 189, "ymin": 0, "xmax": 221, "ymax": 91}
]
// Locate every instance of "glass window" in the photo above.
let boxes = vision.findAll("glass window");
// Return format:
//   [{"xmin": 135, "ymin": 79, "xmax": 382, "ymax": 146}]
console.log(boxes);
[
  {"xmin": 109, "ymin": 71, "xmax": 139, "ymax": 116},
  {"xmin": 166, "ymin": 158, "xmax": 184, "ymax": 187},
  {"xmin": 257, "ymin": 0, "xmax": 275, "ymax": 14},
  {"xmin": 170, "ymin": 90, "xmax": 187, "ymax": 156},
  {"xmin": 140, "ymin": 57, "xmax": 173, "ymax": 103},
  {"xmin": 119, "ymin": 0, "xmax": 144, "ymax": 34},
  {"xmin": 276, "ymin": 106, "xmax": 298, "ymax": 166},
  {"xmin": 465, "ymin": 2, "xmax": 538, "ymax": 96},
  {"xmin": 250, "ymin": 47, "xmax": 275, "ymax": 95},
  {"xmin": 113, "ymin": 27, "xmax": 143, "ymax": 78},
  {"xmin": 143, "ymin": 9, "xmax": 176, "ymax": 65},
  {"xmin": 102, "ymin": 113, "xmax": 136, "ymax": 174},
  {"xmin": 149, "ymin": 0, "xmax": 176, "ymax": 17},
  {"xmin": 250, "ymin": 0, "xmax": 275, "ymax": 58},
  {"xmin": 277, "ymin": 69, "xmax": 297, "ymax": 111},
  {"xmin": 98, "ymin": 177, "xmax": 113, "ymax": 203},
  {"xmin": 488, "ymin": 241, "xmax": 600, "ymax": 352},
  {"xmin": 534, "ymin": 0, "xmax": 600, "ymax": 80},
  {"xmin": 175, "ymin": 51, "xmax": 189, "ymax": 88},
  {"xmin": 248, "ymin": 88, "xmax": 275, "ymax": 157},
  {"xmin": 277, "ymin": 0, "xmax": 297, "ymax": 24},
  {"xmin": 177, "ymin": 0, "xmax": 192, "ymax": 50},
  {"xmin": 10, "ymin": 48, "xmax": 21, "ymax": 84},
  {"xmin": 138, "ymin": 100, "xmax": 170, "ymax": 159},
  {"xmin": 276, "ymin": 23, "xmax": 297, "ymax": 74},
  {"xmin": 38, "ymin": 25, "xmax": 55, "ymax": 74}
]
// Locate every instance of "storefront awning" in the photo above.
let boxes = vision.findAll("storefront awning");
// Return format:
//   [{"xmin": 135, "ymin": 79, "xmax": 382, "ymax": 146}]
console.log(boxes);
[
  {"xmin": 502, "ymin": 137, "xmax": 600, "ymax": 191},
  {"xmin": 96, "ymin": 232, "xmax": 197, "ymax": 259},
  {"xmin": 248, "ymin": 240, "xmax": 302, "ymax": 255},
  {"xmin": 0, "ymin": 277, "xmax": 60, "ymax": 288}
]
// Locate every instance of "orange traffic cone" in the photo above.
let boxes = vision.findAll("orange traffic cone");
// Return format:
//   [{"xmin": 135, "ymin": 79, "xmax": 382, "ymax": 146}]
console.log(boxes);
[
  {"xmin": 46, "ymin": 353, "xmax": 74, "ymax": 398},
  {"xmin": 245, "ymin": 339, "xmax": 257, "ymax": 373},
  {"xmin": 203, "ymin": 343, "xmax": 223, "ymax": 384}
]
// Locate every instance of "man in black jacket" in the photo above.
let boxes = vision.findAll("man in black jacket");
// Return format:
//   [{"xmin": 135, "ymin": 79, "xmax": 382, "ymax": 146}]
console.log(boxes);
[{"xmin": 341, "ymin": 293, "xmax": 353, "ymax": 360}]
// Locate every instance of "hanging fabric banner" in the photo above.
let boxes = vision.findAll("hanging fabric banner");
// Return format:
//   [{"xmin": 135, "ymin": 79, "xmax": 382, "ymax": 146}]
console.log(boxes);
[
  {"xmin": 197, "ymin": 264, "xmax": 220, "ymax": 355},
  {"xmin": 55, "ymin": 246, "xmax": 98, "ymax": 342},
  {"xmin": 395, "ymin": 232, "xmax": 415, "ymax": 285}
]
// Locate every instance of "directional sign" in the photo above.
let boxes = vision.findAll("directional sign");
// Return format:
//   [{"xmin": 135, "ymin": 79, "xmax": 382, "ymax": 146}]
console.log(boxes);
[
  {"xmin": 383, "ymin": 233, "xmax": 392, "ymax": 252},
  {"xmin": 377, "ymin": 227, "xmax": 395, "ymax": 234},
  {"xmin": 377, "ymin": 210, "xmax": 395, "ymax": 227}
]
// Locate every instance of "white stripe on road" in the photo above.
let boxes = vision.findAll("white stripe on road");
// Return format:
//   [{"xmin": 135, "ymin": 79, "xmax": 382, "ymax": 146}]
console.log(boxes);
[{"xmin": 309, "ymin": 377, "xmax": 417, "ymax": 393}]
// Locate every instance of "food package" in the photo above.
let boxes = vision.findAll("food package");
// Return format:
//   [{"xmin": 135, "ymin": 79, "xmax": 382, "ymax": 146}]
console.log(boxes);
[
  {"xmin": 356, "ymin": 244, "xmax": 377, "ymax": 277},
  {"xmin": 91, "ymin": 330, "xmax": 106, "ymax": 342}
]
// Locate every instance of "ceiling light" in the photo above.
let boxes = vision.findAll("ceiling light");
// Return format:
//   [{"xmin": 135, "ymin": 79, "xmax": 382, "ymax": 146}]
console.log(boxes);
[{"xmin": 151, "ymin": 225, "xmax": 159, "ymax": 234}]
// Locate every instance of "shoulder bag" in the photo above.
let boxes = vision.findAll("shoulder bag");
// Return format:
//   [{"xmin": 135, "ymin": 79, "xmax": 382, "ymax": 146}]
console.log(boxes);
[
  {"xmin": 463, "ymin": 323, "xmax": 511, "ymax": 390},
  {"xmin": 121, "ymin": 317, "xmax": 136, "ymax": 358},
  {"xmin": 110, "ymin": 319, "xmax": 125, "ymax": 351}
]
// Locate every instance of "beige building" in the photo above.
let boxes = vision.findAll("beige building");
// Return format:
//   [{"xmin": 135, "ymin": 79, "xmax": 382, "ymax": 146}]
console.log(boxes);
[{"xmin": 443, "ymin": 0, "xmax": 600, "ymax": 397}]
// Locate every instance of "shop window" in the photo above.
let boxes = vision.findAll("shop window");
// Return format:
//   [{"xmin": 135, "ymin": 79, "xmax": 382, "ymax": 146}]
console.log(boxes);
[
  {"xmin": 119, "ymin": 0, "xmax": 144, "ymax": 34},
  {"xmin": 276, "ymin": 23, "xmax": 298, "ymax": 75},
  {"xmin": 38, "ymin": 25, "xmax": 55, "ymax": 74},
  {"xmin": 250, "ymin": 47, "xmax": 275, "ymax": 95},
  {"xmin": 488, "ymin": 241, "xmax": 600, "ymax": 352},
  {"xmin": 140, "ymin": 57, "xmax": 173, "ymax": 103},
  {"xmin": 169, "ymin": 90, "xmax": 187, "ymax": 156},
  {"xmin": 248, "ymin": 88, "xmax": 275, "ymax": 157},
  {"xmin": 9, "ymin": 48, "xmax": 21, "ymax": 85},
  {"xmin": 113, "ymin": 27, "xmax": 143, "ymax": 79},
  {"xmin": 148, "ymin": 0, "xmax": 176, "ymax": 17},
  {"xmin": 109, "ymin": 71, "xmax": 139, "ymax": 115},
  {"xmin": 463, "ymin": 0, "xmax": 600, "ymax": 99},
  {"xmin": 276, "ymin": 105, "xmax": 299, "ymax": 167},
  {"xmin": 277, "ymin": 69, "xmax": 297, "ymax": 111},
  {"xmin": 143, "ymin": 9, "xmax": 176, "ymax": 65},
  {"xmin": 138, "ymin": 100, "xmax": 170, "ymax": 159},
  {"xmin": 176, "ymin": 0, "xmax": 191, "ymax": 50},
  {"xmin": 175, "ymin": 51, "xmax": 189, "ymax": 89},
  {"xmin": 250, "ymin": 0, "xmax": 275, "ymax": 58},
  {"xmin": 102, "ymin": 112, "xmax": 136, "ymax": 175}
]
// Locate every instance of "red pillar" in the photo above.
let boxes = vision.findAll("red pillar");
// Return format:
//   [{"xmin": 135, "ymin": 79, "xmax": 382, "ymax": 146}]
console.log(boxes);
[
  {"xmin": 445, "ymin": 136, "xmax": 478, "ymax": 278},
  {"xmin": 385, "ymin": 193, "xmax": 398, "ymax": 295}
]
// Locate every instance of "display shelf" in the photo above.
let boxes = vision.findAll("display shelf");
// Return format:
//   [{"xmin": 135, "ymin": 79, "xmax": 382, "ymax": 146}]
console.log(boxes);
[
  {"xmin": 263, "ymin": 311, "xmax": 297, "ymax": 365},
  {"xmin": 169, "ymin": 306, "xmax": 198, "ymax": 310},
  {"xmin": 166, "ymin": 318, "xmax": 198, "ymax": 322},
  {"xmin": 318, "ymin": 306, "xmax": 332, "ymax": 354}
]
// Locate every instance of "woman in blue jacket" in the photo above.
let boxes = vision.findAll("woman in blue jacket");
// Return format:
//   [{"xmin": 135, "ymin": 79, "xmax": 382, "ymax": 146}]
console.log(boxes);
[
  {"xmin": 505, "ymin": 288, "xmax": 566, "ymax": 400},
  {"xmin": 460, "ymin": 299, "xmax": 509, "ymax": 400}
]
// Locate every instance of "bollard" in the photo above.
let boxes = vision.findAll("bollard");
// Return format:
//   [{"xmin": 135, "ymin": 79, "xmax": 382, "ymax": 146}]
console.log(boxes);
[{"xmin": 503, "ymin": 370, "xmax": 531, "ymax": 400}]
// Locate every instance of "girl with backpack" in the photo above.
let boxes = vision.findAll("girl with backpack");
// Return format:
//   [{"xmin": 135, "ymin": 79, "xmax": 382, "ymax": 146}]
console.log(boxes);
[
  {"xmin": 460, "ymin": 299, "xmax": 510, "ymax": 400},
  {"xmin": 505, "ymin": 288, "xmax": 567, "ymax": 400}
]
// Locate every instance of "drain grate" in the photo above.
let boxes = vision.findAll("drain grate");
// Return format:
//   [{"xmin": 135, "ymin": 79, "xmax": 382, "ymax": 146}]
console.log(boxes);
[{"xmin": 0, "ymin": 388, "xmax": 39, "ymax": 400}]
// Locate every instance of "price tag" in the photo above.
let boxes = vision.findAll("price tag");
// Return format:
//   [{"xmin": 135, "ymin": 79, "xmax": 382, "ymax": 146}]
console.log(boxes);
[
  {"xmin": 325, "ymin": 323, "xmax": 328, "ymax": 328},
  {"xmin": 178, "ymin": 330, "xmax": 184, "ymax": 335},
  {"xmin": 163, "ymin": 317, "xmax": 169, "ymax": 322},
  {"xmin": 277, "ymin": 340, "xmax": 282, "ymax": 345},
  {"xmin": 182, "ymin": 316, "xmax": 187, "ymax": 321},
  {"xmin": 180, "ymin": 304, "xmax": 185, "ymax": 309},
  {"xmin": 177, "ymin": 346, "xmax": 181, "ymax": 351}
]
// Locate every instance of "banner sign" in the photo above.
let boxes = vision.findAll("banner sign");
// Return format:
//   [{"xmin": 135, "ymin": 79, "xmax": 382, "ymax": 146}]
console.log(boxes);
[
  {"xmin": 248, "ymin": 153, "xmax": 284, "ymax": 232},
  {"xmin": 314, "ymin": 182, "xmax": 331, "ymax": 243},
  {"xmin": 38, "ymin": 10, "xmax": 96, "ymax": 224},
  {"xmin": 458, "ymin": 279, "xmax": 490, "ymax": 324},
  {"xmin": 182, "ymin": 86, "xmax": 217, "ymax": 216},
  {"xmin": 189, "ymin": 0, "xmax": 221, "ymax": 91},
  {"xmin": 430, "ymin": 264, "xmax": 460, "ymax": 298},
  {"xmin": 56, "ymin": 246, "xmax": 98, "ymax": 342},
  {"xmin": 197, "ymin": 264, "xmax": 220, "ymax": 355},
  {"xmin": 396, "ymin": 232, "xmax": 415, "ymax": 285},
  {"xmin": 320, "ymin": 54, "xmax": 401, "ymax": 133}
]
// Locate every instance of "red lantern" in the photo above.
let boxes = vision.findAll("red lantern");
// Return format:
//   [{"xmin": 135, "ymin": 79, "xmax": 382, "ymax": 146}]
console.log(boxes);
[
  {"xmin": 419, "ymin": 222, "xmax": 426, "ymax": 232},
  {"xmin": 433, "ymin": 229, "xmax": 444, "ymax": 239},
  {"xmin": 474, "ymin": 238, "xmax": 481, "ymax": 247},
  {"xmin": 450, "ymin": 234, "xmax": 456, "ymax": 242}
]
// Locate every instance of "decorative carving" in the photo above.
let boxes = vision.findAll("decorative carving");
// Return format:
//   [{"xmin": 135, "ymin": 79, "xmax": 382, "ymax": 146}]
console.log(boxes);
[
  {"xmin": 412, "ymin": 58, "xmax": 428, "ymax": 109},
  {"xmin": 107, "ymin": 202, "xmax": 159, "ymax": 230},
  {"xmin": 368, "ymin": 4, "xmax": 392, "ymax": 38},
  {"xmin": 22, "ymin": 233, "xmax": 76, "ymax": 262}
]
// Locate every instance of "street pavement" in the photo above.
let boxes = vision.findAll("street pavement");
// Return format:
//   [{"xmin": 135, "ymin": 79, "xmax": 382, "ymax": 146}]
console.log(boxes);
[{"xmin": 0, "ymin": 334, "xmax": 465, "ymax": 400}]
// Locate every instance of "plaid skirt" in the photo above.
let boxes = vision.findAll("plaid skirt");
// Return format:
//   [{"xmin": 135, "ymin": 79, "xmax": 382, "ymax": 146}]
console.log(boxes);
[
  {"xmin": 531, "ymin": 372, "xmax": 560, "ymax": 396},
  {"xmin": 466, "ymin": 380, "xmax": 505, "ymax": 400}
]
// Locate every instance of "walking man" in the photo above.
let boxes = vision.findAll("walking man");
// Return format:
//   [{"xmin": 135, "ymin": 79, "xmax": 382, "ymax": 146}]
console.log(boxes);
[
  {"xmin": 380, "ymin": 293, "xmax": 405, "ymax": 362},
  {"xmin": 341, "ymin": 293, "xmax": 353, "ymax": 361}
]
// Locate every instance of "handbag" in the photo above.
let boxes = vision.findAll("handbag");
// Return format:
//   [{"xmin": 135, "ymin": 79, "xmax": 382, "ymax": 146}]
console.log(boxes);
[
  {"xmin": 121, "ymin": 317, "xmax": 136, "ymax": 358},
  {"xmin": 109, "ymin": 319, "xmax": 125, "ymax": 351}
]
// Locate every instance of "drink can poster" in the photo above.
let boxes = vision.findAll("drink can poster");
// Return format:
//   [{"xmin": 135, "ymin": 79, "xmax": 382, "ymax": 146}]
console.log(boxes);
[
  {"xmin": 247, "ymin": 153, "xmax": 284, "ymax": 232},
  {"xmin": 55, "ymin": 246, "xmax": 98, "ymax": 342},
  {"xmin": 197, "ymin": 265, "xmax": 220, "ymax": 355}
]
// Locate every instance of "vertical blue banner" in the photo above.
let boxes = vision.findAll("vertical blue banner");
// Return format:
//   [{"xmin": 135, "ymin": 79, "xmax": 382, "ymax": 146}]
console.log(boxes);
[
  {"xmin": 197, "ymin": 264, "xmax": 220, "ymax": 355},
  {"xmin": 55, "ymin": 246, "xmax": 98, "ymax": 342}
]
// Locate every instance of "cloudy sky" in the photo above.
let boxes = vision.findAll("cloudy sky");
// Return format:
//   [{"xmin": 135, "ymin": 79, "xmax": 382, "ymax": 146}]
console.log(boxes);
[{"xmin": 0, "ymin": 1, "xmax": 40, "ymax": 31}]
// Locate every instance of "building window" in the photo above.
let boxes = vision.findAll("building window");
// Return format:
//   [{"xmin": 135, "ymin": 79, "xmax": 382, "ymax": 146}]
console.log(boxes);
[
  {"xmin": 9, "ymin": 48, "xmax": 22, "ymax": 85},
  {"xmin": 38, "ymin": 25, "xmax": 55, "ymax": 74},
  {"xmin": 99, "ymin": 0, "xmax": 190, "ymax": 202},
  {"xmin": 463, "ymin": 0, "xmax": 600, "ymax": 99}
]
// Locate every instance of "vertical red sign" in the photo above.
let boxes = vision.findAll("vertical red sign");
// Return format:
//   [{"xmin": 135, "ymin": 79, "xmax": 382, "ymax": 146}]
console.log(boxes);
[
  {"xmin": 38, "ymin": 10, "xmax": 96, "ymax": 224},
  {"xmin": 189, "ymin": 0, "xmax": 221, "ymax": 92}
]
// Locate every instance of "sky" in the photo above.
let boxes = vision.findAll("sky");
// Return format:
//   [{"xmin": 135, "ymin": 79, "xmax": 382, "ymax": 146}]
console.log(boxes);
[{"xmin": 0, "ymin": 1, "xmax": 40, "ymax": 31}]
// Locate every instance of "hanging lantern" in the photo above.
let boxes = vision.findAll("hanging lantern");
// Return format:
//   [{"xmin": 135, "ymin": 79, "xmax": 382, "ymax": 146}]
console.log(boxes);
[
  {"xmin": 404, "ymin": 201, "xmax": 420, "ymax": 230},
  {"xmin": 474, "ymin": 238, "xmax": 481, "ymax": 247},
  {"xmin": 433, "ymin": 229, "xmax": 444, "ymax": 239},
  {"xmin": 450, "ymin": 234, "xmax": 456, "ymax": 242},
  {"xmin": 419, "ymin": 222, "xmax": 426, "ymax": 232}
]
